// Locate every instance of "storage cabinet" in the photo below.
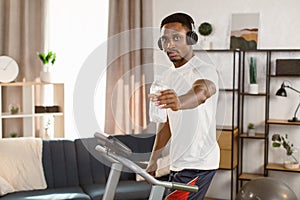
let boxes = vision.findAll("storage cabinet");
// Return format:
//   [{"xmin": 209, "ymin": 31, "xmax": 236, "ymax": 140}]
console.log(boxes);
[
  {"xmin": 0, "ymin": 82, "xmax": 64, "ymax": 138},
  {"xmin": 217, "ymin": 127, "xmax": 239, "ymax": 169}
]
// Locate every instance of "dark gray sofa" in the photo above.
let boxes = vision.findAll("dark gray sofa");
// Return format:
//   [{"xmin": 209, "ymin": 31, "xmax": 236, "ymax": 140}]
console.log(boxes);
[{"xmin": 0, "ymin": 134, "xmax": 157, "ymax": 200}]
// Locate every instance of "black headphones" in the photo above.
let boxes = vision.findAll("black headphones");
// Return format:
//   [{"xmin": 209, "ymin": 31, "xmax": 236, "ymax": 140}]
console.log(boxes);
[{"xmin": 158, "ymin": 13, "xmax": 198, "ymax": 50}]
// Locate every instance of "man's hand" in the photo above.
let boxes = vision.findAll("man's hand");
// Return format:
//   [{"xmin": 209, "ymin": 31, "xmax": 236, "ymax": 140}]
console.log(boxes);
[
  {"xmin": 148, "ymin": 79, "xmax": 216, "ymax": 111},
  {"xmin": 145, "ymin": 162, "xmax": 157, "ymax": 184},
  {"xmin": 149, "ymin": 89, "xmax": 181, "ymax": 111}
]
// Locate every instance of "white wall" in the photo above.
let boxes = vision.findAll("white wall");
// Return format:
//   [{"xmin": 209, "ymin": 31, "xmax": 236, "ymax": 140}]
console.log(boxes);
[
  {"xmin": 153, "ymin": 0, "xmax": 300, "ymax": 199},
  {"xmin": 153, "ymin": 0, "xmax": 300, "ymax": 49},
  {"xmin": 48, "ymin": 0, "xmax": 108, "ymax": 139}
]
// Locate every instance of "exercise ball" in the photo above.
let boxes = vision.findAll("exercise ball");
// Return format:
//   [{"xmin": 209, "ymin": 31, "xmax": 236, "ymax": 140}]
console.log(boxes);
[{"xmin": 236, "ymin": 177, "xmax": 298, "ymax": 200}]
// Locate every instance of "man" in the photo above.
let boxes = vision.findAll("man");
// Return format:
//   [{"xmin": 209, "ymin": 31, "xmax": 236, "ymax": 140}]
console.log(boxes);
[{"xmin": 146, "ymin": 12, "xmax": 219, "ymax": 200}]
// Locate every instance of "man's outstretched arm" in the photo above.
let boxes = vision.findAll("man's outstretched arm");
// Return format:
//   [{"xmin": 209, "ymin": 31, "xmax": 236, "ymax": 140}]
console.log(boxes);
[{"xmin": 155, "ymin": 79, "xmax": 216, "ymax": 111}]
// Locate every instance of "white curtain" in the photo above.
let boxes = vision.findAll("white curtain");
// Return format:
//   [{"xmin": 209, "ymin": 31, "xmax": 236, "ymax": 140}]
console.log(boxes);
[
  {"xmin": 0, "ymin": 0, "xmax": 47, "ymax": 81},
  {"xmin": 0, "ymin": 0, "xmax": 47, "ymax": 137}
]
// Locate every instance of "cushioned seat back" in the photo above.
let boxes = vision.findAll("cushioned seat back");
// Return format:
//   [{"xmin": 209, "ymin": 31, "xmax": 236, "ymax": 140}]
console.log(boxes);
[
  {"xmin": 42, "ymin": 140, "xmax": 80, "ymax": 188},
  {"xmin": 114, "ymin": 134, "xmax": 156, "ymax": 162},
  {"xmin": 75, "ymin": 134, "xmax": 155, "ymax": 186},
  {"xmin": 75, "ymin": 138, "xmax": 110, "ymax": 185}
]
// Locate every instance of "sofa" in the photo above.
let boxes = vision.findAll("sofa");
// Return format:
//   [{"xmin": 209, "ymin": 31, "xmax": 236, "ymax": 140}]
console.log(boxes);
[{"xmin": 0, "ymin": 134, "xmax": 158, "ymax": 200}]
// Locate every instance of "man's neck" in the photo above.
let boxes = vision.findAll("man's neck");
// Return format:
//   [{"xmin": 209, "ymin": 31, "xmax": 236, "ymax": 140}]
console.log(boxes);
[{"xmin": 173, "ymin": 53, "xmax": 194, "ymax": 68}]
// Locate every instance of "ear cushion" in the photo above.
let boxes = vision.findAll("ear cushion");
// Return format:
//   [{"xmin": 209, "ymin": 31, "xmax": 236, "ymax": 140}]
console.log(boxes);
[
  {"xmin": 186, "ymin": 31, "xmax": 198, "ymax": 45},
  {"xmin": 158, "ymin": 31, "xmax": 198, "ymax": 50},
  {"xmin": 158, "ymin": 38, "xmax": 163, "ymax": 50}
]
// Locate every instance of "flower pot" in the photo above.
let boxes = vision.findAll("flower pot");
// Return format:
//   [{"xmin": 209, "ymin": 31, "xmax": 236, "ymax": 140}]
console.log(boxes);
[
  {"xmin": 9, "ymin": 103, "xmax": 20, "ymax": 114},
  {"xmin": 282, "ymin": 148, "xmax": 299, "ymax": 169},
  {"xmin": 248, "ymin": 84, "xmax": 259, "ymax": 94},
  {"xmin": 200, "ymin": 40, "xmax": 212, "ymax": 50},
  {"xmin": 40, "ymin": 71, "xmax": 52, "ymax": 83},
  {"xmin": 284, "ymin": 161, "xmax": 299, "ymax": 169},
  {"xmin": 248, "ymin": 128, "xmax": 255, "ymax": 136}
]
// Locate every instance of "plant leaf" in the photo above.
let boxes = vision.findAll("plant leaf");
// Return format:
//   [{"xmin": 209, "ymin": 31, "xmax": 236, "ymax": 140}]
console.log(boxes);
[{"xmin": 272, "ymin": 142, "xmax": 281, "ymax": 148}]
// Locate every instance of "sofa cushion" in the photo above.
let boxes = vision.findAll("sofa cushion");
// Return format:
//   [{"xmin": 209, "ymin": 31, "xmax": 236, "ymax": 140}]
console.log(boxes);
[
  {"xmin": 82, "ymin": 180, "xmax": 151, "ymax": 200},
  {"xmin": 42, "ymin": 140, "xmax": 80, "ymax": 188},
  {"xmin": 75, "ymin": 138, "xmax": 111, "ymax": 185},
  {"xmin": 0, "ymin": 186, "xmax": 90, "ymax": 200},
  {"xmin": 113, "ymin": 134, "xmax": 155, "ymax": 152},
  {"xmin": 114, "ymin": 134, "xmax": 155, "ymax": 162}
]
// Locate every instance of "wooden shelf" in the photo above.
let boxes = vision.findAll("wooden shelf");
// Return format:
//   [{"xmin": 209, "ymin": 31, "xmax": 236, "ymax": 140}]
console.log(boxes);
[
  {"xmin": 219, "ymin": 88, "xmax": 238, "ymax": 92},
  {"xmin": 194, "ymin": 49, "xmax": 235, "ymax": 52},
  {"xmin": 270, "ymin": 74, "xmax": 300, "ymax": 77},
  {"xmin": 34, "ymin": 112, "xmax": 64, "ymax": 117},
  {"xmin": 264, "ymin": 49, "xmax": 300, "ymax": 52},
  {"xmin": 239, "ymin": 173, "xmax": 265, "ymax": 181},
  {"xmin": 0, "ymin": 82, "xmax": 63, "ymax": 87},
  {"xmin": 0, "ymin": 82, "xmax": 64, "ymax": 138},
  {"xmin": 217, "ymin": 125, "xmax": 238, "ymax": 131},
  {"xmin": 1, "ymin": 112, "xmax": 64, "ymax": 118},
  {"xmin": 1, "ymin": 112, "xmax": 33, "ymax": 118},
  {"xmin": 240, "ymin": 92, "xmax": 267, "ymax": 96},
  {"xmin": 266, "ymin": 163, "xmax": 300, "ymax": 172},
  {"xmin": 267, "ymin": 119, "xmax": 300, "ymax": 125},
  {"xmin": 195, "ymin": 49, "xmax": 300, "ymax": 52},
  {"xmin": 240, "ymin": 133, "xmax": 265, "ymax": 139}
]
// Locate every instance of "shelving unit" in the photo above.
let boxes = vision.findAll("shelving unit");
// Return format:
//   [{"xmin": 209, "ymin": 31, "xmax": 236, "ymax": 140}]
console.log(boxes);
[
  {"xmin": 194, "ymin": 49, "xmax": 300, "ymax": 198},
  {"xmin": 0, "ymin": 82, "xmax": 64, "ymax": 138},
  {"xmin": 195, "ymin": 49, "xmax": 239, "ymax": 200},
  {"xmin": 238, "ymin": 49, "xmax": 300, "ymax": 191},
  {"xmin": 237, "ymin": 50, "xmax": 270, "ymax": 186},
  {"xmin": 266, "ymin": 49, "xmax": 300, "ymax": 175}
]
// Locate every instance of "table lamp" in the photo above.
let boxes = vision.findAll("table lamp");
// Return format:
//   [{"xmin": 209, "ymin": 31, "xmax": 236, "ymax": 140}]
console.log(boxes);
[{"xmin": 276, "ymin": 82, "xmax": 300, "ymax": 122}]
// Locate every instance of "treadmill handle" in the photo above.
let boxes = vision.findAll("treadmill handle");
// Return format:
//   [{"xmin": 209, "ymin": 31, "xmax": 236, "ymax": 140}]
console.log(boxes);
[{"xmin": 172, "ymin": 182, "xmax": 198, "ymax": 193}]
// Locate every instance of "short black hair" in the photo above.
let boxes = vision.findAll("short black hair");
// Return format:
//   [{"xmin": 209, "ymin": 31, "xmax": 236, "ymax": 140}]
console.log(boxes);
[{"xmin": 160, "ymin": 12, "xmax": 195, "ymax": 31}]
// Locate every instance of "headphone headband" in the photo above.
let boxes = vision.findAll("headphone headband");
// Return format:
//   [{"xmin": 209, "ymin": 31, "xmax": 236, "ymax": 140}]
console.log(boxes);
[{"xmin": 160, "ymin": 12, "xmax": 195, "ymax": 31}]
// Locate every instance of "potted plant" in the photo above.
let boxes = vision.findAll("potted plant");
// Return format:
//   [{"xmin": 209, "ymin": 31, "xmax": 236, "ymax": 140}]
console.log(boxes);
[
  {"xmin": 10, "ymin": 132, "xmax": 17, "ymax": 138},
  {"xmin": 198, "ymin": 22, "xmax": 213, "ymax": 49},
  {"xmin": 272, "ymin": 133, "xmax": 299, "ymax": 169},
  {"xmin": 248, "ymin": 57, "xmax": 258, "ymax": 94},
  {"xmin": 9, "ymin": 103, "xmax": 20, "ymax": 114},
  {"xmin": 247, "ymin": 123, "xmax": 255, "ymax": 136},
  {"xmin": 37, "ymin": 51, "xmax": 56, "ymax": 83}
]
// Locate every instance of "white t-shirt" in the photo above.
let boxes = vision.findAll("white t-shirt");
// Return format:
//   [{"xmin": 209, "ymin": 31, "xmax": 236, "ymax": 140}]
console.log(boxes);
[{"xmin": 163, "ymin": 56, "xmax": 220, "ymax": 171}]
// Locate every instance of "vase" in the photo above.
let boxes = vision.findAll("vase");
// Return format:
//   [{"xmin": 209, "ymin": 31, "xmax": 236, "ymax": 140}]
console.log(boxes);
[
  {"xmin": 40, "ymin": 64, "xmax": 53, "ymax": 83},
  {"xmin": 42, "ymin": 129, "xmax": 50, "ymax": 140},
  {"xmin": 200, "ymin": 40, "xmax": 212, "ymax": 50},
  {"xmin": 40, "ymin": 71, "xmax": 52, "ymax": 83},
  {"xmin": 248, "ymin": 83, "xmax": 259, "ymax": 94},
  {"xmin": 248, "ymin": 128, "xmax": 255, "ymax": 136},
  {"xmin": 283, "ymin": 148, "xmax": 299, "ymax": 169},
  {"xmin": 284, "ymin": 161, "xmax": 299, "ymax": 169}
]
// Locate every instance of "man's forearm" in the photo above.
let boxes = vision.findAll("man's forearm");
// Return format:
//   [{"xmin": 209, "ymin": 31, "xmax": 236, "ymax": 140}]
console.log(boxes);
[
  {"xmin": 178, "ymin": 79, "xmax": 216, "ymax": 110},
  {"xmin": 147, "ymin": 120, "xmax": 171, "ymax": 172}
]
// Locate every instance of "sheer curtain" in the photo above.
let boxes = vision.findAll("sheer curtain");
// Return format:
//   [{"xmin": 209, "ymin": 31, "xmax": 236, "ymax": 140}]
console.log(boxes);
[
  {"xmin": 105, "ymin": 0, "xmax": 153, "ymax": 134},
  {"xmin": 0, "ymin": 0, "xmax": 47, "ymax": 137},
  {"xmin": 0, "ymin": 0, "xmax": 47, "ymax": 81}
]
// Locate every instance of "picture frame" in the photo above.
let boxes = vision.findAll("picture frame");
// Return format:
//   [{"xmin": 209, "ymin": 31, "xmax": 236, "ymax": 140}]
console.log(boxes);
[{"xmin": 230, "ymin": 13, "xmax": 260, "ymax": 50}]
